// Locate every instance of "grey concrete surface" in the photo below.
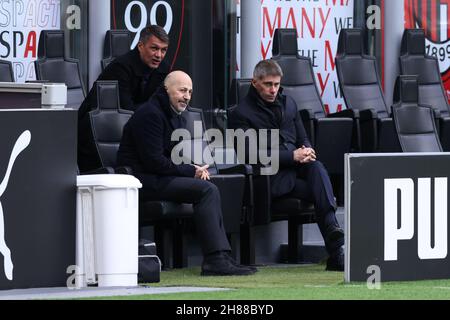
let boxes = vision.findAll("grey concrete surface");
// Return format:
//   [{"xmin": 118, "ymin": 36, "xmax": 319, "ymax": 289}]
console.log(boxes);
[{"xmin": 0, "ymin": 286, "xmax": 230, "ymax": 300}]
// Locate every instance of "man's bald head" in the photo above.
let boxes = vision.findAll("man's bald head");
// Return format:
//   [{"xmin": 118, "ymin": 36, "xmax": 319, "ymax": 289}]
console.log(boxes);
[
  {"xmin": 164, "ymin": 71, "xmax": 192, "ymax": 87},
  {"xmin": 164, "ymin": 71, "xmax": 193, "ymax": 113}
]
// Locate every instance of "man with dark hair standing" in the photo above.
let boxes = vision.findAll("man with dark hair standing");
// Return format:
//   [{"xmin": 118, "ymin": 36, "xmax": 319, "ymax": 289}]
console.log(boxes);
[
  {"xmin": 78, "ymin": 25, "xmax": 170, "ymax": 172},
  {"xmin": 117, "ymin": 70, "xmax": 256, "ymax": 276},
  {"xmin": 229, "ymin": 59, "xmax": 345, "ymax": 271}
]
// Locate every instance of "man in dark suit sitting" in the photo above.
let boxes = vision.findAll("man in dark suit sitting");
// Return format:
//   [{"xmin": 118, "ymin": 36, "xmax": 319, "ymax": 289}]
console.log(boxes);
[
  {"xmin": 229, "ymin": 60, "xmax": 344, "ymax": 271},
  {"xmin": 78, "ymin": 25, "xmax": 170, "ymax": 173},
  {"xmin": 117, "ymin": 70, "xmax": 256, "ymax": 276}
]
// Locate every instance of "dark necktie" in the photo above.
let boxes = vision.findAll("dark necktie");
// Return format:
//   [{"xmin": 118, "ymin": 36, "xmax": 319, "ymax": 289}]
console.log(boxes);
[{"xmin": 270, "ymin": 105, "xmax": 282, "ymax": 125}]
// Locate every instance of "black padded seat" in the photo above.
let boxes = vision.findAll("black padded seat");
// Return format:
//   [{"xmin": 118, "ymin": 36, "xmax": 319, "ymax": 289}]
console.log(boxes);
[
  {"xmin": 89, "ymin": 81, "xmax": 133, "ymax": 168},
  {"xmin": 336, "ymin": 28, "xmax": 400, "ymax": 152},
  {"xmin": 139, "ymin": 202, "xmax": 193, "ymax": 223},
  {"xmin": 34, "ymin": 30, "xmax": 86, "ymax": 109},
  {"xmin": 0, "ymin": 60, "xmax": 14, "ymax": 82},
  {"xmin": 399, "ymin": 28, "xmax": 450, "ymax": 150},
  {"xmin": 230, "ymin": 78, "xmax": 252, "ymax": 106},
  {"xmin": 102, "ymin": 29, "xmax": 132, "ymax": 70},
  {"xmin": 392, "ymin": 75, "xmax": 442, "ymax": 152}
]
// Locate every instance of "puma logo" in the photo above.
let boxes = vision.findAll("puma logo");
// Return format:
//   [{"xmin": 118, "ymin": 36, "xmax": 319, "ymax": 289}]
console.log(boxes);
[{"xmin": 0, "ymin": 131, "xmax": 31, "ymax": 281}]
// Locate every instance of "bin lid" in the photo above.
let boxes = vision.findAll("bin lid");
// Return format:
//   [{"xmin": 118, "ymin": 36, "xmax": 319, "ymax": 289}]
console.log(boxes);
[{"xmin": 77, "ymin": 174, "xmax": 142, "ymax": 188}]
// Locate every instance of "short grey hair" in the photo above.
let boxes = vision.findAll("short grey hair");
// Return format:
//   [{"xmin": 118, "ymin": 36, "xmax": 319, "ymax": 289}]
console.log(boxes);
[{"xmin": 253, "ymin": 59, "xmax": 283, "ymax": 79}]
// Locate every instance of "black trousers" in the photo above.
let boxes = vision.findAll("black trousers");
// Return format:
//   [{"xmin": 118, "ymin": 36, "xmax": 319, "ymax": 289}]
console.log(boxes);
[
  {"xmin": 141, "ymin": 177, "xmax": 231, "ymax": 256},
  {"xmin": 284, "ymin": 161, "xmax": 343, "ymax": 254}
]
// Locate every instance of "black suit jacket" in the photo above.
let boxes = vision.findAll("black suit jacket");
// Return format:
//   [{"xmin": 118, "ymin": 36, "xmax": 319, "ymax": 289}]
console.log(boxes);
[
  {"xmin": 228, "ymin": 85, "xmax": 312, "ymax": 197},
  {"xmin": 117, "ymin": 87, "xmax": 195, "ymax": 194}
]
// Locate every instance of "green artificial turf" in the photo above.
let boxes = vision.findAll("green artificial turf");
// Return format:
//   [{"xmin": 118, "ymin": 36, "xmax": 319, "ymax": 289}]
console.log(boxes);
[{"xmin": 92, "ymin": 264, "xmax": 450, "ymax": 300}]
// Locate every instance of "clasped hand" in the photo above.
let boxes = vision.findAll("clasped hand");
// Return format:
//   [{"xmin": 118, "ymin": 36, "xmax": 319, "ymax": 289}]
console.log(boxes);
[
  {"xmin": 293, "ymin": 145, "xmax": 316, "ymax": 164},
  {"xmin": 194, "ymin": 164, "xmax": 210, "ymax": 180}
]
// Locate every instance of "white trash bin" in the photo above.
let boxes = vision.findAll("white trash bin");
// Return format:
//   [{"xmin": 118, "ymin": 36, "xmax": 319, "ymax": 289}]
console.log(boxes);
[{"xmin": 76, "ymin": 174, "xmax": 142, "ymax": 287}]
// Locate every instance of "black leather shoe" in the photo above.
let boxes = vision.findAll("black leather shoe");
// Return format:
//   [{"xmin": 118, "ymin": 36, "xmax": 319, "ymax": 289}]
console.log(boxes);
[
  {"xmin": 201, "ymin": 252, "xmax": 257, "ymax": 276},
  {"xmin": 223, "ymin": 252, "xmax": 258, "ymax": 272},
  {"xmin": 325, "ymin": 226, "xmax": 344, "ymax": 244},
  {"xmin": 326, "ymin": 247, "xmax": 344, "ymax": 271}
]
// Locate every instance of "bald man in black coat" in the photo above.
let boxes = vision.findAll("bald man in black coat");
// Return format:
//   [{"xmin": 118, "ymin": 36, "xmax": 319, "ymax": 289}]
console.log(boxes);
[{"xmin": 117, "ymin": 71, "xmax": 256, "ymax": 276}]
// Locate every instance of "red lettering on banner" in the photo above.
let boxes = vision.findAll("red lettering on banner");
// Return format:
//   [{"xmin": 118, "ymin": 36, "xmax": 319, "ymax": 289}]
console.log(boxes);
[
  {"xmin": 319, "ymin": 8, "xmax": 331, "ymax": 38},
  {"xmin": 317, "ymin": 72, "xmax": 330, "ymax": 97},
  {"xmin": 324, "ymin": 40, "xmax": 335, "ymax": 71},
  {"xmin": 324, "ymin": 104, "xmax": 343, "ymax": 114},
  {"xmin": 286, "ymin": 8, "xmax": 298, "ymax": 32},
  {"xmin": 263, "ymin": 7, "xmax": 281, "ymax": 38},
  {"xmin": 261, "ymin": 40, "xmax": 272, "ymax": 60},
  {"xmin": 24, "ymin": 31, "xmax": 36, "ymax": 58},
  {"xmin": 263, "ymin": 7, "xmax": 332, "ymax": 40},
  {"xmin": 326, "ymin": 0, "xmax": 350, "ymax": 6}
]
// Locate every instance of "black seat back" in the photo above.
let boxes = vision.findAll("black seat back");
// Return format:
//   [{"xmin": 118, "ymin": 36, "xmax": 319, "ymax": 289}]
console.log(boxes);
[
  {"xmin": 399, "ymin": 28, "xmax": 449, "ymax": 117},
  {"xmin": 230, "ymin": 78, "xmax": 252, "ymax": 105},
  {"xmin": 227, "ymin": 79, "xmax": 254, "ymax": 169},
  {"xmin": 102, "ymin": 29, "xmax": 132, "ymax": 70},
  {"xmin": 0, "ymin": 60, "xmax": 14, "ymax": 82},
  {"xmin": 35, "ymin": 30, "xmax": 86, "ymax": 109},
  {"xmin": 89, "ymin": 81, "xmax": 133, "ymax": 167},
  {"xmin": 392, "ymin": 75, "xmax": 442, "ymax": 152},
  {"xmin": 336, "ymin": 28, "xmax": 388, "ymax": 118},
  {"xmin": 272, "ymin": 28, "xmax": 326, "ymax": 118}
]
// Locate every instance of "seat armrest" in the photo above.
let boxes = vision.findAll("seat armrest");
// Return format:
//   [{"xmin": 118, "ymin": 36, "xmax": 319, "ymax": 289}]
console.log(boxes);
[
  {"xmin": 359, "ymin": 108, "xmax": 378, "ymax": 121},
  {"xmin": 299, "ymin": 109, "xmax": 314, "ymax": 121},
  {"xmin": 115, "ymin": 166, "xmax": 133, "ymax": 175},
  {"xmin": 249, "ymin": 164, "xmax": 271, "ymax": 176},
  {"xmin": 328, "ymin": 108, "xmax": 360, "ymax": 119},
  {"xmin": 217, "ymin": 164, "xmax": 253, "ymax": 175}
]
